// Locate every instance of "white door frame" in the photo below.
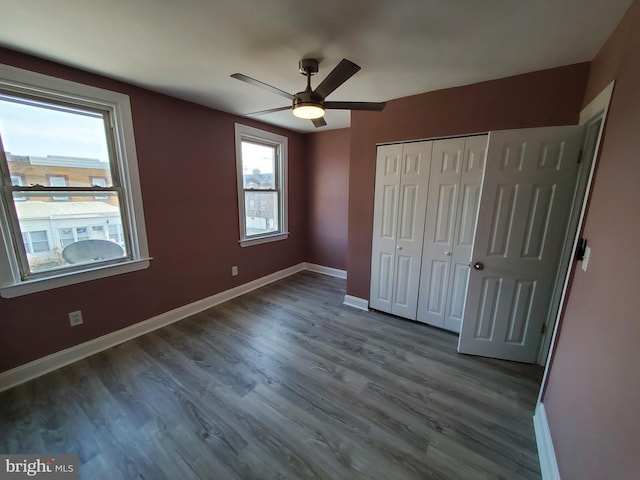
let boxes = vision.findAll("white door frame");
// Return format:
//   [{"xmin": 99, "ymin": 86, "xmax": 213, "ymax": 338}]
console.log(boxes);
[{"xmin": 537, "ymin": 81, "xmax": 615, "ymax": 399}]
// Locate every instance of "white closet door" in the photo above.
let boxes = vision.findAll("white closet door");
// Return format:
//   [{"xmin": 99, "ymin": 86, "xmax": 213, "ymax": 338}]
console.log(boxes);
[
  {"xmin": 417, "ymin": 138, "xmax": 464, "ymax": 327},
  {"xmin": 443, "ymin": 135, "xmax": 487, "ymax": 332},
  {"xmin": 370, "ymin": 144, "xmax": 403, "ymax": 313},
  {"xmin": 391, "ymin": 141, "xmax": 432, "ymax": 319}
]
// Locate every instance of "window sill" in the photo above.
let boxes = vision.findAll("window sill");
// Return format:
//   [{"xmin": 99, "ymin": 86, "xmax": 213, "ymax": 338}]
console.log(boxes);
[
  {"xmin": 239, "ymin": 232, "xmax": 289, "ymax": 248},
  {"xmin": 0, "ymin": 258, "xmax": 152, "ymax": 298}
]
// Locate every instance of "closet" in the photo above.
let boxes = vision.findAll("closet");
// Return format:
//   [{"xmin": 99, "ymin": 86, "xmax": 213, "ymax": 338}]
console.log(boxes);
[{"xmin": 370, "ymin": 135, "xmax": 487, "ymax": 332}]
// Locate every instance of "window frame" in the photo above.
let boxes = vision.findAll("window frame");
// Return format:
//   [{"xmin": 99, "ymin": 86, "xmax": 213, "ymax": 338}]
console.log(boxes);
[
  {"xmin": 0, "ymin": 63, "xmax": 150, "ymax": 298},
  {"xmin": 234, "ymin": 123, "xmax": 288, "ymax": 247}
]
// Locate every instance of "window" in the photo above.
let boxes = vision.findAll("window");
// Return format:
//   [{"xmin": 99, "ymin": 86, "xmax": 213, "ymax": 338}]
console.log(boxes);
[
  {"xmin": 59, "ymin": 228, "xmax": 75, "ymax": 248},
  {"xmin": 108, "ymin": 223, "xmax": 124, "ymax": 245},
  {"xmin": 22, "ymin": 230, "xmax": 49, "ymax": 254},
  {"xmin": 235, "ymin": 124, "xmax": 288, "ymax": 247},
  {"xmin": 0, "ymin": 64, "xmax": 150, "ymax": 298},
  {"xmin": 10, "ymin": 174, "xmax": 24, "ymax": 201},
  {"xmin": 48, "ymin": 175, "xmax": 69, "ymax": 201},
  {"xmin": 90, "ymin": 176, "xmax": 109, "ymax": 200}
]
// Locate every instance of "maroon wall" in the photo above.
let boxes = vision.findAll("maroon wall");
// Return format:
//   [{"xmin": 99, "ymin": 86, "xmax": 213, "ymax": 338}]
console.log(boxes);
[
  {"xmin": 306, "ymin": 128, "xmax": 350, "ymax": 270},
  {"xmin": 542, "ymin": 1, "xmax": 640, "ymax": 478},
  {"xmin": 346, "ymin": 63, "xmax": 591, "ymax": 299},
  {"xmin": 0, "ymin": 48, "xmax": 307, "ymax": 372}
]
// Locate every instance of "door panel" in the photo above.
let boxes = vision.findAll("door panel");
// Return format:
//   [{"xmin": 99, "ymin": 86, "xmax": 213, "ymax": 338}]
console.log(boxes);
[
  {"xmin": 398, "ymin": 184, "xmax": 418, "ymax": 241},
  {"xmin": 391, "ymin": 141, "xmax": 432, "ymax": 319},
  {"xmin": 394, "ymin": 254, "xmax": 412, "ymax": 307},
  {"xmin": 459, "ymin": 126, "xmax": 582, "ymax": 363},
  {"xmin": 370, "ymin": 141, "xmax": 432, "ymax": 319},
  {"xmin": 505, "ymin": 280, "xmax": 535, "ymax": 344},
  {"xmin": 375, "ymin": 252, "xmax": 394, "ymax": 303},
  {"xmin": 380, "ymin": 185, "xmax": 399, "ymax": 238},
  {"xmin": 417, "ymin": 135, "xmax": 488, "ymax": 332},
  {"xmin": 426, "ymin": 259, "xmax": 448, "ymax": 315},
  {"xmin": 434, "ymin": 184, "xmax": 458, "ymax": 244},
  {"xmin": 417, "ymin": 138, "xmax": 464, "ymax": 327},
  {"xmin": 444, "ymin": 135, "xmax": 487, "ymax": 332},
  {"xmin": 370, "ymin": 144, "xmax": 402, "ymax": 313}
]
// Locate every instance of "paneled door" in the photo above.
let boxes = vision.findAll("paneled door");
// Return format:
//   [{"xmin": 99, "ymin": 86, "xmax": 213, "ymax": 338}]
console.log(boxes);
[
  {"xmin": 458, "ymin": 126, "xmax": 583, "ymax": 363},
  {"xmin": 417, "ymin": 138, "xmax": 465, "ymax": 328},
  {"xmin": 370, "ymin": 141, "xmax": 432, "ymax": 319},
  {"xmin": 417, "ymin": 135, "xmax": 487, "ymax": 332}
]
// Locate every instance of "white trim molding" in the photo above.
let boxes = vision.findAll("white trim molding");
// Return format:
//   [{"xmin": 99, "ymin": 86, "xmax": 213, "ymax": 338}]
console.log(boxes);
[
  {"xmin": 534, "ymin": 402, "xmax": 561, "ymax": 480},
  {"xmin": 343, "ymin": 294, "xmax": 369, "ymax": 311},
  {"xmin": 0, "ymin": 262, "xmax": 354, "ymax": 392},
  {"xmin": 579, "ymin": 80, "xmax": 614, "ymax": 125},
  {"xmin": 304, "ymin": 263, "xmax": 347, "ymax": 279}
]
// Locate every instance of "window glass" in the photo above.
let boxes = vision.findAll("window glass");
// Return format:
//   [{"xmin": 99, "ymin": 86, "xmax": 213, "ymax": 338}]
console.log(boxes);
[
  {"xmin": 12, "ymin": 192, "xmax": 127, "ymax": 274},
  {"xmin": 0, "ymin": 91, "xmax": 131, "ymax": 277},
  {"xmin": 241, "ymin": 141, "xmax": 276, "ymax": 189},
  {"xmin": 0, "ymin": 95, "xmax": 113, "ymax": 186},
  {"xmin": 244, "ymin": 191, "xmax": 279, "ymax": 236}
]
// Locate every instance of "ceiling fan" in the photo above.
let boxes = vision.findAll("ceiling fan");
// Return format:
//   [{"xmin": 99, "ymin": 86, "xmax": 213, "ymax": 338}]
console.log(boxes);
[{"xmin": 231, "ymin": 58, "xmax": 387, "ymax": 128}]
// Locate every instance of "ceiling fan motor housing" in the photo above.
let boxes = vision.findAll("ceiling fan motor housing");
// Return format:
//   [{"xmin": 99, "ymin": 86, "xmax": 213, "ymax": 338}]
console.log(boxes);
[
  {"xmin": 293, "ymin": 90, "xmax": 324, "ymax": 108},
  {"xmin": 298, "ymin": 58, "xmax": 319, "ymax": 75}
]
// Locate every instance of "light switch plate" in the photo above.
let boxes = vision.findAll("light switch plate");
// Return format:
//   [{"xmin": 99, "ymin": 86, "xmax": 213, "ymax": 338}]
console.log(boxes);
[{"xmin": 581, "ymin": 246, "xmax": 591, "ymax": 272}]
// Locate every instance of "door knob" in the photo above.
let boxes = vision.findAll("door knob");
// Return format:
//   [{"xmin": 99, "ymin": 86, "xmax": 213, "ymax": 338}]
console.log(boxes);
[
  {"xmin": 445, "ymin": 251, "xmax": 452, "ymax": 256},
  {"xmin": 473, "ymin": 261, "xmax": 484, "ymax": 270},
  {"xmin": 397, "ymin": 245, "xmax": 403, "ymax": 250}
]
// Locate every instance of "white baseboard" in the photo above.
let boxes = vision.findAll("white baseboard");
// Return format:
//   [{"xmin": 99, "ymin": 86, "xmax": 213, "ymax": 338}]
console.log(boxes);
[
  {"xmin": 343, "ymin": 294, "xmax": 369, "ymax": 311},
  {"xmin": 303, "ymin": 262, "xmax": 347, "ymax": 279},
  {"xmin": 534, "ymin": 402, "xmax": 561, "ymax": 480},
  {"xmin": 1, "ymin": 262, "xmax": 347, "ymax": 392}
]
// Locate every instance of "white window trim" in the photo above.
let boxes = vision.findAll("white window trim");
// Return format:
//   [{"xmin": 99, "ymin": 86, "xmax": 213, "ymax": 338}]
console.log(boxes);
[
  {"xmin": 0, "ymin": 63, "xmax": 151, "ymax": 298},
  {"xmin": 234, "ymin": 123, "xmax": 288, "ymax": 247}
]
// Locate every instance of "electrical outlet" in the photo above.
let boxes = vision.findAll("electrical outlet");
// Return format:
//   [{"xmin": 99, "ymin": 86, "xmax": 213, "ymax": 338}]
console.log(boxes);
[
  {"xmin": 231, "ymin": 265, "xmax": 238, "ymax": 276},
  {"xmin": 69, "ymin": 310, "xmax": 83, "ymax": 327}
]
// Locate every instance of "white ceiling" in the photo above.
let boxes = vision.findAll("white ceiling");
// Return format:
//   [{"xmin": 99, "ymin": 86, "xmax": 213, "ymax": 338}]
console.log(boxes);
[{"xmin": 0, "ymin": 0, "xmax": 632, "ymax": 133}]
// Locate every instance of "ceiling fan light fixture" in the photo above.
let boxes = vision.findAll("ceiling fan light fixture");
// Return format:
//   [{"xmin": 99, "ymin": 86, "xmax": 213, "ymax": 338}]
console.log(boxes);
[{"xmin": 292, "ymin": 103, "xmax": 325, "ymax": 119}]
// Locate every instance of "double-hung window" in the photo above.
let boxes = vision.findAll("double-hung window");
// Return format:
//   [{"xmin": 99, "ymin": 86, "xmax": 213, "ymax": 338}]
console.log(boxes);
[
  {"xmin": 235, "ymin": 124, "xmax": 288, "ymax": 247},
  {"xmin": 0, "ymin": 64, "xmax": 149, "ymax": 298}
]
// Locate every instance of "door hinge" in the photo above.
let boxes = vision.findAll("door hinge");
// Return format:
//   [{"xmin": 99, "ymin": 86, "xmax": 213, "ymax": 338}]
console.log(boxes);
[
  {"xmin": 577, "ymin": 149, "xmax": 584, "ymax": 164},
  {"xmin": 541, "ymin": 323, "xmax": 547, "ymax": 335}
]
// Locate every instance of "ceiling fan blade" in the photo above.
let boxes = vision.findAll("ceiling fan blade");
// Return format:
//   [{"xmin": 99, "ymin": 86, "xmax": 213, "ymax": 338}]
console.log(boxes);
[
  {"xmin": 311, "ymin": 117, "xmax": 327, "ymax": 128},
  {"xmin": 246, "ymin": 106, "xmax": 292, "ymax": 116},
  {"xmin": 314, "ymin": 59, "xmax": 361, "ymax": 99},
  {"xmin": 231, "ymin": 73, "xmax": 295, "ymax": 100},
  {"xmin": 324, "ymin": 101, "xmax": 387, "ymax": 111}
]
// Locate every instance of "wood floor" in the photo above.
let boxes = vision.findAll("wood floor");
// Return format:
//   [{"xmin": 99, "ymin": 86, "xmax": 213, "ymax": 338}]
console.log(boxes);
[{"xmin": 0, "ymin": 272, "xmax": 543, "ymax": 479}]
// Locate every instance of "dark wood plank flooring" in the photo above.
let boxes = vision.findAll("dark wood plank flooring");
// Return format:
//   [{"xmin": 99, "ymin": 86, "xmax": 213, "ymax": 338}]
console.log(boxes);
[{"xmin": 0, "ymin": 272, "xmax": 543, "ymax": 479}]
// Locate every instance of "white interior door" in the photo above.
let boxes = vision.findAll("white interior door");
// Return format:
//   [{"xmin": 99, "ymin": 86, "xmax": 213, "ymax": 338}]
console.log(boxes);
[
  {"xmin": 370, "ymin": 144, "xmax": 403, "ymax": 313},
  {"xmin": 391, "ymin": 141, "xmax": 432, "ymax": 319},
  {"xmin": 417, "ymin": 137, "xmax": 464, "ymax": 328},
  {"xmin": 370, "ymin": 141, "xmax": 431, "ymax": 319},
  {"xmin": 443, "ymin": 135, "xmax": 487, "ymax": 332},
  {"xmin": 458, "ymin": 126, "xmax": 583, "ymax": 363}
]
